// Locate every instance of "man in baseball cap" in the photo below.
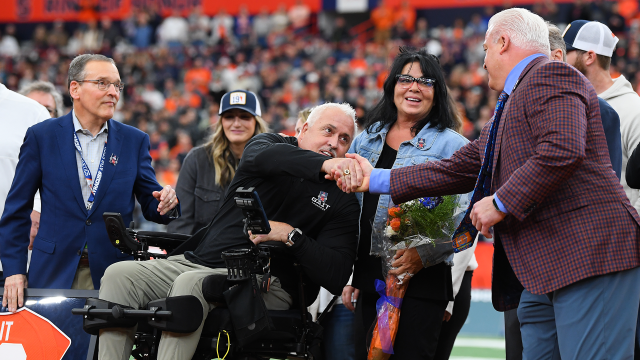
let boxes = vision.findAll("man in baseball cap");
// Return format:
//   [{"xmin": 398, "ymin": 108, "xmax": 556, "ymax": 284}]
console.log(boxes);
[{"xmin": 564, "ymin": 19, "xmax": 640, "ymax": 252}]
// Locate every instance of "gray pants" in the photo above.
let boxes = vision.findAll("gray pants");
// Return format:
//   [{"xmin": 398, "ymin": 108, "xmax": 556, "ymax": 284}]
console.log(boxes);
[{"xmin": 98, "ymin": 255, "xmax": 292, "ymax": 360}]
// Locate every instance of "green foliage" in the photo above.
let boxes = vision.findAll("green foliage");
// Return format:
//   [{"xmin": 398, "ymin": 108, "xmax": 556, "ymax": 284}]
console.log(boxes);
[{"xmin": 389, "ymin": 196, "xmax": 458, "ymax": 243}]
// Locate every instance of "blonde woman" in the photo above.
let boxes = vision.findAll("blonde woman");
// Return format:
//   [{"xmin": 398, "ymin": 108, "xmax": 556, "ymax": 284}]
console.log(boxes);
[{"xmin": 168, "ymin": 90, "xmax": 268, "ymax": 234}]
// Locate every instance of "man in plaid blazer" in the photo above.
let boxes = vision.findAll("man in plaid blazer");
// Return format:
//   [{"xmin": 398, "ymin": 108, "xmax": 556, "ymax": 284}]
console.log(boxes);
[{"xmin": 332, "ymin": 8, "xmax": 640, "ymax": 360}]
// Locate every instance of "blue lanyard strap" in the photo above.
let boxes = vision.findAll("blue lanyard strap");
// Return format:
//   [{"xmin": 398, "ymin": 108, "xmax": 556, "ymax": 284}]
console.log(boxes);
[{"xmin": 73, "ymin": 131, "xmax": 107, "ymax": 210}]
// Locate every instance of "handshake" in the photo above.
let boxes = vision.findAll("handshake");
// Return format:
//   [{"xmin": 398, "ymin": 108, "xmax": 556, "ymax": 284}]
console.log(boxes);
[{"xmin": 321, "ymin": 154, "xmax": 374, "ymax": 193}]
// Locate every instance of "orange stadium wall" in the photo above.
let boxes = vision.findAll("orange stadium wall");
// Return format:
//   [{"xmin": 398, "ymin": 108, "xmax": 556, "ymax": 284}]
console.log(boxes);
[{"xmin": 1, "ymin": 0, "xmax": 576, "ymax": 23}]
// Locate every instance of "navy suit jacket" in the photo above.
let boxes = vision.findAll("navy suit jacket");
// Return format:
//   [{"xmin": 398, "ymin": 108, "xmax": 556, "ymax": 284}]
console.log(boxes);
[
  {"xmin": 0, "ymin": 112, "xmax": 179, "ymax": 288},
  {"xmin": 598, "ymin": 97, "xmax": 622, "ymax": 179}
]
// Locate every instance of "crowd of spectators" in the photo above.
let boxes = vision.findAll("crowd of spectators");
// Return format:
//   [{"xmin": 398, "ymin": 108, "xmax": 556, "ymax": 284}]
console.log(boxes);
[{"xmin": 0, "ymin": 0, "xmax": 639, "ymax": 194}]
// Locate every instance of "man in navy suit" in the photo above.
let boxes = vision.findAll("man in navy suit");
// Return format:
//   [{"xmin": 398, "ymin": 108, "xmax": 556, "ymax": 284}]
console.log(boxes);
[{"xmin": 0, "ymin": 54, "xmax": 181, "ymax": 312}]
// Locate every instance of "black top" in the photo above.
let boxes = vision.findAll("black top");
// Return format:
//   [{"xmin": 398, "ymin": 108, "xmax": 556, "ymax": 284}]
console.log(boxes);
[
  {"xmin": 185, "ymin": 133, "xmax": 360, "ymax": 304},
  {"xmin": 167, "ymin": 145, "xmax": 228, "ymax": 235},
  {"xmin": 352, "ymin": 142, "xmax": 453, "ymax": 301}
]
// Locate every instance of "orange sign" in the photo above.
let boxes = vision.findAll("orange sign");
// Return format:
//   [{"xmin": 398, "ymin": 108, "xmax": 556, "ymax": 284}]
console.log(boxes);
[{"xmin": 0, "ymin": 308, "xmax": 71, "ymax": 360}]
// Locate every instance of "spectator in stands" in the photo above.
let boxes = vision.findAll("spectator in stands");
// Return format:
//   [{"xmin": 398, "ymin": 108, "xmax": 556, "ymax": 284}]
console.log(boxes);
[
  {"xmin": 288, "ymin": 0, "xmax": 311, "ymax": 33},
  {"xmin": 396, "ymin": 0, "xmax": 417, "ymax": 34},
  {"xmin": 82, "ymin": 19, "xmax": 103, "ymax": 52},
  {"xmin": 140, "ymin": 81, "xmax": 165, "ymax": 112},
  {"xmin": 100, "ymin": 17, "xmax": 122, "ymax": 49},
  {"xmin": 343, "ymin": 46, "xmax": 469, "ymax": 359},
  {"xmin": 131, "ymin": 13, "xmax": 153, "ymax": 49},
  {"xmin": 48, "ymin": 20, "xmax": 69, "ymax": 49},
  {"xmin": 19, "ymin": 80, "xmax": 64, "ymax": 118},
  {"xmin": 253, "ymin": 8, "xmax": 272, "ymax": 47},
  {"xmin": 188, "ymin": 6, "xmax": 210, "ymax": 46},
  {"xmin": 371, "ymin": 0, "xmax": 395, "ymax": 43},
  {"xmin": 271, "ymin": 4, "xmax": 290, "ymax": 33},
  {"xmin": 236, "ymin": 5, "xmax": 252, "ymax": 40},
  {"xmin": 168, "ymin": 90, "xmax": 268, "ymax": 235},
  {"xmin": 0, "ymin": 25, "xmax": 20, "ymax": 57},
  {"xmin": 157, "ymin": 10, "xmax": 189, "ymax": 46},
  {"xmin": 183, "ymin": 57, "xmax": 211, "ymax": 96},
  {"xmin": 211, "ymin": 8, "xmax": 234, "ymax": 45}
]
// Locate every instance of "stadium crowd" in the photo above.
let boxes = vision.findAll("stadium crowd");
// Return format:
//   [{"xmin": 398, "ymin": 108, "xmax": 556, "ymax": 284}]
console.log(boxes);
[{"xmin": 0, "ymin": 1, "xmax": 639, "ymax": 188}]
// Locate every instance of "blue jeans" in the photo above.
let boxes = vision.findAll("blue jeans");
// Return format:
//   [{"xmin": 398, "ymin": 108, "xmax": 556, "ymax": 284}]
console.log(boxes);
[
  {"xmin": 323, "ymin": 303, "xmax": 356, "ymax": 360},
  {"xmin": 518, "ymin": 266, "xmax": 640, "ymax": 360}
]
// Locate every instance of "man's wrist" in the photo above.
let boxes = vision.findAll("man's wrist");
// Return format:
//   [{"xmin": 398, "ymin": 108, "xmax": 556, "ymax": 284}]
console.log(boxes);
[
  {"xmin": 493, "ymin": 195, "xmax": 508, "ymax": 214},
  {"xmin": 493, "ymin": 197, "xmax": 505, "ymax": 214}
]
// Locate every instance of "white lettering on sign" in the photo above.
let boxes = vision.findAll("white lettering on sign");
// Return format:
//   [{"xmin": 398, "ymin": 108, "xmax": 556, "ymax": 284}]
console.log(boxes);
[{"xmin": 0, "ymin": 321, "xmax": 13, "ymax": 341}]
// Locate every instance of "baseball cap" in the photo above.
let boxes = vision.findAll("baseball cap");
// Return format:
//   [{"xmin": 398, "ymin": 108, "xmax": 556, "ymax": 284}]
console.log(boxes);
[
  {"xmin": 562, "ymin": 20, "xmax": 619, "ymax": 57},
  {"xmin": 219, "ymin": 90, "xmax": 262, "ymax": 117}
]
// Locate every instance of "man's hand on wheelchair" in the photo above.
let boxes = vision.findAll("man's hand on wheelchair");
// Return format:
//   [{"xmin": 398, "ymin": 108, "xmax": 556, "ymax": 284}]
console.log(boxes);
[
  {"xmin": 249, "ymin": 221, "xmax": 294, "ymax": 245},
  {"xmin": 2, "ymin": 274, "xmax": 27, "ymax": 313}
]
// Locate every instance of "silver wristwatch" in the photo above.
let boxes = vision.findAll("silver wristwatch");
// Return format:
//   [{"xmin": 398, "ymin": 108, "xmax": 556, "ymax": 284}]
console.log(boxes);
[{"xmin": 286, "ymin": 228, "xmax": 303, "ymax": 247}]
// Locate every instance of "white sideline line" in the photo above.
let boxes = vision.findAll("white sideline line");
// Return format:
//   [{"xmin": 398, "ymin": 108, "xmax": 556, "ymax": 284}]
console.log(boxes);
[{"xmin": 454, "ymin": 338, "xmax": 506, "ymax": 349}]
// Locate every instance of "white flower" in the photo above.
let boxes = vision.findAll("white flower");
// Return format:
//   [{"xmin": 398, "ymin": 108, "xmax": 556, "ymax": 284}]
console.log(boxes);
[{"xmin": 385, "ymin": 226, "xmax": 398, "ymax": 237}]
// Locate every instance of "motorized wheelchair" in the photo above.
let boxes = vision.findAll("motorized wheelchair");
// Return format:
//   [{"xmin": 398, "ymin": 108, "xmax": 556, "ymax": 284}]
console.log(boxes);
[{"xmin": 72, "ymin": 188, "xmax": 336, "ymax": 360}]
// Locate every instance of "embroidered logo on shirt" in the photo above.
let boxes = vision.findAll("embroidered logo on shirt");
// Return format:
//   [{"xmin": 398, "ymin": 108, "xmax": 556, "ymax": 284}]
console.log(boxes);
[
  {"xmin": 229, "ymin": 92, "xmax": 246, "ymax": 105},
  {"xmin": 417, "ymin": 138, "xmax": 426, "ymax": 149},
  {"xmin": 312, "ymin": 191, "xmax": 331, "ymax": 211}
]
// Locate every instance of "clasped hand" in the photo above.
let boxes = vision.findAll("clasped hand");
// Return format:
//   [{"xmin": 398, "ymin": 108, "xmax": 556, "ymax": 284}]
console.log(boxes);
[{"xmin": 322, "ymin": 154, "xmax": 373, "ymax": 193}]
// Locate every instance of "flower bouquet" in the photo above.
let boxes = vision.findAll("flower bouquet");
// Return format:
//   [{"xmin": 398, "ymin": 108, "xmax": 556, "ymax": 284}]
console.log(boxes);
[{"xmin": 368, "ymin": 196, "xmax": 461, "ymax": 360}]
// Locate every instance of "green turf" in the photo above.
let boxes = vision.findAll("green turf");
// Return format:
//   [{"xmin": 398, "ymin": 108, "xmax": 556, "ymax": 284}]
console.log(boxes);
[{"xmin": 450, "ymin": 336, "xmax": 506, "ymax": 359}]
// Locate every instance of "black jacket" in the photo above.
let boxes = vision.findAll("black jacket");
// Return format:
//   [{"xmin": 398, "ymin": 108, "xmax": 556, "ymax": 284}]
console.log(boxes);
[
  {"xmin": 185, "ymin": 134, "xmax": 360, "ymax": 304},
  {"xmin": 167, "ymin": 146, "xmax": 227, "ymax": 235}
]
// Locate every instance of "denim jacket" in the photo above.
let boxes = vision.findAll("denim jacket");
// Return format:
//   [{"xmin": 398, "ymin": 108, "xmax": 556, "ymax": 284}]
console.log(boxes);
[{"xmin": 349, "ymin": 122, "xmax": 471, "ymax": 265}]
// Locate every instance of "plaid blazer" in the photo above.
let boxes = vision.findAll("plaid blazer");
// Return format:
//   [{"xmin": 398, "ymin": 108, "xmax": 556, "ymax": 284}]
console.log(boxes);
[{"xmin": 390, "ymin": 57, "xmax": 640, "ymax": 311}]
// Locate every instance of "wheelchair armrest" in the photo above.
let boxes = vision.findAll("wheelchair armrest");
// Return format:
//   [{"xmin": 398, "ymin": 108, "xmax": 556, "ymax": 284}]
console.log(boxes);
[{"xmin": 134, "ymin": 231, "xmax": 191, "ymax": 254}]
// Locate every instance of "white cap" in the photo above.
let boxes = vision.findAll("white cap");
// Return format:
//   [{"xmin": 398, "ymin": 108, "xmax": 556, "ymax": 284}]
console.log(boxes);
[{"xmin": 564, "ymin": 21, "xmax": 619, "ymax": 57}]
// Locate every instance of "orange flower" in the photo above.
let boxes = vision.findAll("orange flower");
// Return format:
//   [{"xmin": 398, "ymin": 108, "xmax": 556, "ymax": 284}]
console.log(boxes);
[
  {"xmin": 390, "ymin": 218, "xmax": 401, "ymax": 232},
  {"xmin": 388, "ymin": 207, "xmax": 403, "ymax": 218}
]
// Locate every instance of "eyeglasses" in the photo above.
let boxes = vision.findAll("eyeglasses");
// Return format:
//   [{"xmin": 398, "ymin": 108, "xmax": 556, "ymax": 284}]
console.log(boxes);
[
  {"xmin": 395, "ymin": 75, "xmax": 436, "ymax": 90},
  {"xmin": 75, "ymin": 79, "xmax": 125, "ymax": 92}
]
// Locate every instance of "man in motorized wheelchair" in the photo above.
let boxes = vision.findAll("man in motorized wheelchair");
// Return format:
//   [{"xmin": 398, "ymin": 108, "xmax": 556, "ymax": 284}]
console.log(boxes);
[{"xmin": 95, "ymin": 103, "xmax": 361, "ymax": 360}]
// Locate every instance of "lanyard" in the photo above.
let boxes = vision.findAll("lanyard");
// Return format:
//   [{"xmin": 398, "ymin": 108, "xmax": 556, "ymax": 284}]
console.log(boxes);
[{"xmin": 74, "ymin": 131, "xmax": 107, "ymax": 210}]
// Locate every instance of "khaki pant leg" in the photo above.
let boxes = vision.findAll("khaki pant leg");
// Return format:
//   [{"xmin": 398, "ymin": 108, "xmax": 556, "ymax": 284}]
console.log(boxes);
[
  {"xmin": 98, "ymin": 255, "xmax": 207, "ymax": 360},
  {"xmin": 156, "ymin": 257, "xmax": 293, "ymax": 360},
  {"xmin": 71, "ymin": 265, "xmax": 94, "ymax": 290}
]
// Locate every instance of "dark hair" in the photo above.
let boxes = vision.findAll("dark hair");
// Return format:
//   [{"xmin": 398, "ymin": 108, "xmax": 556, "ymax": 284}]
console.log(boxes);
[{"xmin": 365, "ymin": 46, "xmax": 455, "ymax": 135}]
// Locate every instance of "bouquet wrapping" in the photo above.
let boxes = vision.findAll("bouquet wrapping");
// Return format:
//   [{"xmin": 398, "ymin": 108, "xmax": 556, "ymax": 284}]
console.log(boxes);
[{"xmin": 367, "ymin": 196, "xmax": 462, "ymax": 360}]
